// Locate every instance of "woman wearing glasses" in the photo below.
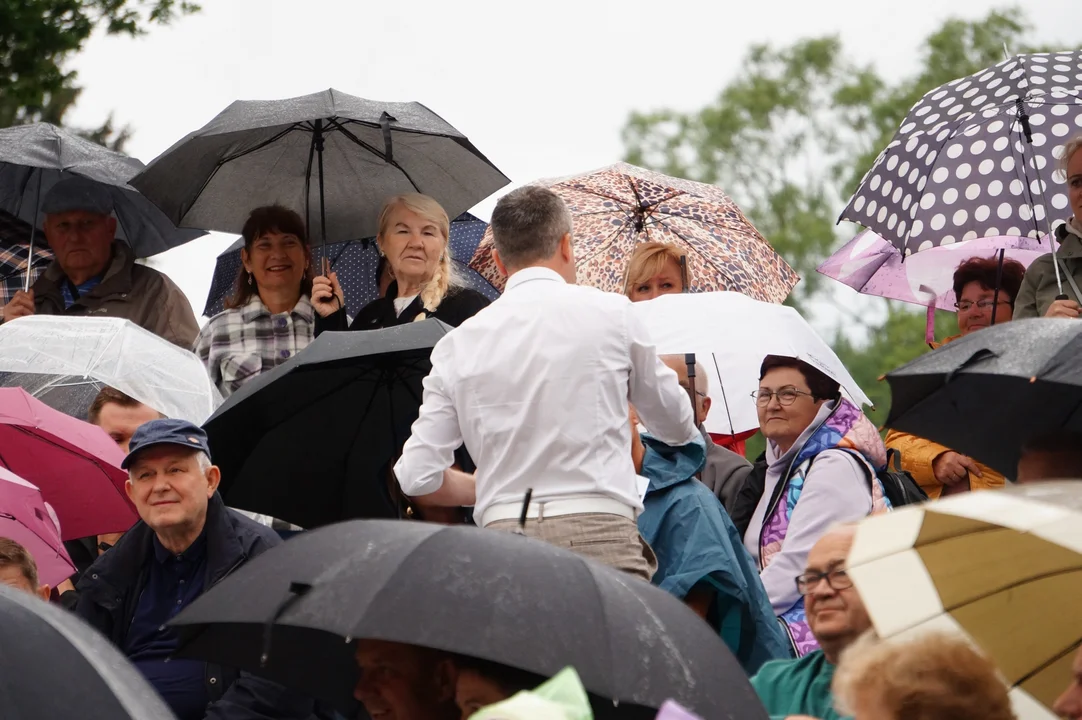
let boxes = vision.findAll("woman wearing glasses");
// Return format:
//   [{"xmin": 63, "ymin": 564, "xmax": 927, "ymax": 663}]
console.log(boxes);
[
  {"xmin": 886, "ymin": 256, "xmax": 1025, "ymax": 499},
  {"xmin": 736, "ymin": 355, "xmax": 888, "ymax": 658}
]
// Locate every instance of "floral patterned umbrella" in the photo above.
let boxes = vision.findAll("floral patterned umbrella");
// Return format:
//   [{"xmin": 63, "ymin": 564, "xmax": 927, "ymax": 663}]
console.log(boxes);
[{"xmin": 469, "ymin": 163, "xmax": 798, "ymax": 302}]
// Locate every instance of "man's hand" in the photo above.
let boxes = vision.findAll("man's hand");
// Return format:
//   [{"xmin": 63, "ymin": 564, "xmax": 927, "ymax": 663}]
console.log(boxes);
[
  {"xmin": 932, "ymin": 451, "xmax": 982, "ymax": 486},
  {"xmin": 1045, "ymin": 298, "xmax": 1082, "ymax": 319},
  {"xmin": 1, "ymin": 289, "xmax": 34, "ymax": 323},
  {"xmin": 311, "ymin": 258, "xmax": 345, "ymax": 318}
]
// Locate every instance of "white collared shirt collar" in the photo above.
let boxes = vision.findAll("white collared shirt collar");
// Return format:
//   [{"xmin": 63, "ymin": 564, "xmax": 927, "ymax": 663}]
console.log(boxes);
[{"xmin": 504, "ymin": 266, "xmax": 566, "ymax": 292}]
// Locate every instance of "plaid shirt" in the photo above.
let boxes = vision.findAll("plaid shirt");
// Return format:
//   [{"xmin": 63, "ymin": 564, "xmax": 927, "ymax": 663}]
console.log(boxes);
[
  {"xmin": 194, "ymin": 294, "xmax": 316, "ymax": 398},
  {"xmin": 0, "ymin": 210, "xmax": 52, "ymax": 306}
]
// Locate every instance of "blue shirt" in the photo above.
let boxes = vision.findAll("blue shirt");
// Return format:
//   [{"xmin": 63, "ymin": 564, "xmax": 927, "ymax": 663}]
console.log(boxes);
[
  {"xmin": 124, "ymin": 532, "xmax": 209, "ymax": 720},
  {"xmin": 60, "ymin": 274, "xmax": 103, "ymax": 309}
]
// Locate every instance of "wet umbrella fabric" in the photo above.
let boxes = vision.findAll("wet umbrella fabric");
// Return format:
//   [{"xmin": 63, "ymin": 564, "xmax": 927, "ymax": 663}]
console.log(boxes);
[
  {"xmin": 885, "ymin": 317, "xmax": 1082, "ymax": 476},
  {"xmin": 202, "ymin": 320, "xmax": 452, "ymax": 529},
  {"xmin": 0, "ymin": 584, "xmax": 177, "ymax": 720},
  {"xmin": 202, "ymin": 213, "xmax": 498, "ymax": 317},
  {"xmin": 131, "ymin": 88, "xmax": 510, "ymax": 247},
  {"xmin": 839, "ymin": 50, "xmax": 1082, "ymax": 255},
  {"xmin": 169, "ymin": 520, "xmax": 766, "ymax": 720}
]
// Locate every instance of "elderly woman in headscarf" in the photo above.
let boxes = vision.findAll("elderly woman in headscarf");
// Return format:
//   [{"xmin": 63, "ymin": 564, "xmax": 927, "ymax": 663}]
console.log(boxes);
[
  {"xmin": 312, "ymin": 193, "xmax": 490, "ymax": 332},
  {"xmin": 886, "ymin": 255, "xmax": 1026, "ymax": 496}
]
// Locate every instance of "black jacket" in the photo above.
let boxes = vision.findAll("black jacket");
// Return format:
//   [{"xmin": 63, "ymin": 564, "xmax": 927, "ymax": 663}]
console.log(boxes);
[
  {"xmin": 729, "ymin": 452, "xmax": 768, "ymax": 540},
  {"xmin": 75, "ymin": 493, "xmax": 318, "ymax": 720},
  {"xmin": 314, "ymin": 282, "xmax": 490, "ymax": 337}
]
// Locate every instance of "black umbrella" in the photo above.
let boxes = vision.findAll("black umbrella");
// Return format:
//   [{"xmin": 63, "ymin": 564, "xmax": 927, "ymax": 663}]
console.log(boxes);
[
  {"xmin": 131, "ymin": 88, "xmax": 510, "ymax": 251},
  {"xmin": 0, "ymin": 584, "xmax": 176, "ymax": 719},
  {"xmin": 885, "ymin": 317, "xmax": 1082, "ymax": 476},
  {"xmin": 203, "ymin": 319, "xmax": 452, "ymax": 529},
  {"xmin": 0, "ymin": 123, "xmax": 204, "ymax": 281},
  {"xmin": 169, "ymin": 520, "xmax": 766, "ymax": 719}
]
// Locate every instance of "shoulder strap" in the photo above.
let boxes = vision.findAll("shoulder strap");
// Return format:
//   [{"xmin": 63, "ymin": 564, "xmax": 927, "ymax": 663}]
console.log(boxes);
[{"xmin": 807, "ymin": 448, "xmax": 877, "ymax": 495}]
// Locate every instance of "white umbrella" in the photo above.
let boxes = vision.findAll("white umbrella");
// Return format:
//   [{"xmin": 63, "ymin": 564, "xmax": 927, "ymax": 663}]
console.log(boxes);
[
  {"xmin": 632, "ymin": 292, "xmax": 871, "ymax": 435},
  {"xmin": 0, "ymin": 316, "xmax": 221, "ymax": 424},
  {"xmin": 847, "ymin": 482, "xmax": 1082, "ymax": 720}
]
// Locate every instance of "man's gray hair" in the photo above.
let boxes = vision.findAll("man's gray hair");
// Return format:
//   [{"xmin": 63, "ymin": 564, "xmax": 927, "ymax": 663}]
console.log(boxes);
[
  {"xmin": 660, "ymin": 354, "xmax": 709, "ymax": 394},
  {"xmin": 489, "ymin": 186, "xmax": 573, "ymax": 269}
]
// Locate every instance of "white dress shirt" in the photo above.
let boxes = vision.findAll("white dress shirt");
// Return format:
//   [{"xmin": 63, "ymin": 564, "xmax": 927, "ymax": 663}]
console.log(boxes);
[{"xmin": 394, "ymin": 266, "xmax": 699, "ymax": 521}]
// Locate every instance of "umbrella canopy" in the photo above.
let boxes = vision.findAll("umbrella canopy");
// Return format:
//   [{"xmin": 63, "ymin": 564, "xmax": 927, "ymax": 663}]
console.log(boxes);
[
  {"xmin": 817, "ymin": 230, "xmax": 1047, "ymax": 311},
  {"xmin": 632, "ymin": 292, "xmax": 871, "ymax": 434},
  {"xmin": 469, "ymin": 162, "xmax": 798, "ymax": 302},
  {"xmin": 0, "ymin": 467, "xmax": 75, "ymax": 587},
  {"xmin": 0, "ymin": 316, "xmax": 222, "ymax": 423},
  {"xmin": 0, "ymin": 122, "xmax": 204, "ymax": 258},
  {"xmin": 202, "ymin": 212, "xmax": 498, "ymax": 317},
  {"xmin": 131, "ymin": 89, "xmax": 510, "ymax": 245},
  {"xmin": 846, "ymin": 482, "xmax": 1082, "ymax": 720},
  {"xmin": 0, "ymin": 209, "xmax": 52, "ymax": 305},
  {"xmin": 0, "ymin": 584, "xmax": 178, "ymax": 719},
  {"xmin": 203, "ymin": 320, "xmax": 452, "ymax": 529},
  {"xmin": 169, "ymin": 520, "xmax": 765, "ymax": 719},
  {"xmin": 885, "ymin": 317, "xmax": 1082, "ymax": 476},
  {"xmin": 839, "ymin": 50, "xmax": 1082, "ymax": 255},
  {"xmin": 0, "ymin": 387, "xmax": 135, "ymax": 539}
]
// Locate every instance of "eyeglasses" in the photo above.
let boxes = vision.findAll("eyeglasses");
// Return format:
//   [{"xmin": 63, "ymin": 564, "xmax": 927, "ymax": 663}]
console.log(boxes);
[
  {"xmin": 795, "ymin": 568, "xmax": 853, "ymax": 595},
  {"xmin": 954, "ymin": 299, "xmax": 1010, "ymax": 312},
  {"xmin": 751, "ymin": 388, "xmax": 813, "ymax": 407}
]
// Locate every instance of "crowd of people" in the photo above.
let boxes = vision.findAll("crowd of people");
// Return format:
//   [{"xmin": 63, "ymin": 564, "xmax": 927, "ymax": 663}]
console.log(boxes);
[{"xmin": 0, "ymin": 122, "xmax": 1081, "ymax": 720}]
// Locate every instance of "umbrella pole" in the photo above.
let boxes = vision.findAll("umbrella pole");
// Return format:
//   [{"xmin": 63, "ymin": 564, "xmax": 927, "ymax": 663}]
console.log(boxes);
[
  {"xmin": 24, "ymin": 170, "xmax": 43, "ymax": 293},
  {"xmin": 990, "ymin": 249, "xmax": 1005, "ymax": 327},
  {"xmin": 684, "ymin": 352, "xmax": 698, "ymax": 424},
  {"xmin": 314, "ymin": 119, "xmax": 328, "ymax": 253},
  {"xmin": 680, "ymin": 255, "xmax": 689, "ymax": 292},
  {"xmin": 1016, "ymin": 98, "xmax": 1066, "ymax": 298}
]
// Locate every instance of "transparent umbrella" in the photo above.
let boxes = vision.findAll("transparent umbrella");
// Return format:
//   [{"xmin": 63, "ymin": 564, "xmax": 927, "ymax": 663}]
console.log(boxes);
[{"xmin": 0, "ymin": 316, "xmax": 221, "ymax": 423}]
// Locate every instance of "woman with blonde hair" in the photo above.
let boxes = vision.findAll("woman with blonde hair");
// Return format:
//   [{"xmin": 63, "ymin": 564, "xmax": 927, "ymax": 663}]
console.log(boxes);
[
  {"xmin": 833, "ymin": 631, "xmax": 1016, "ymax": 720},
  {"xmin": 311, "ymin": 193, "xmax": 490, "ymax": 332},
  {"xmin": 623, "ymin": 241, "xmax": 689, "ymax": 301}
]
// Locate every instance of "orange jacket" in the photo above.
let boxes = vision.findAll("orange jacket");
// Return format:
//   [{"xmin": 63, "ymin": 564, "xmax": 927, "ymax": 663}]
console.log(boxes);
[{"xmin": 885, "ymin": 334, "xmax": 1006, "ymax": 499}]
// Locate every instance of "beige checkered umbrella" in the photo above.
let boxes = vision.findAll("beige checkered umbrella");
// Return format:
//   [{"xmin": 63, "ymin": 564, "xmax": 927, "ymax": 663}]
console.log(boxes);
[{"xmin": 846, "ymin": 482, "xmax": 1082, "ymax": 720}]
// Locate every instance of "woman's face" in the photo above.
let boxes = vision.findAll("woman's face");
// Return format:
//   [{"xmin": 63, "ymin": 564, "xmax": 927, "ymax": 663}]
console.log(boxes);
[
  {"xmin": 455, "ymin": 669, "xmax": 509, "ymax": 719},
  {"xmin": 242, "ymin": 230, "xmax": 308, "ymax": 297},
  {"xmin": 956, "ymin": 280, "xmax": 1013, "ymax": 336},
  {"xmin": 628, "ymin": 256, "xmax": 684, "ymax": 302},
  {"xmin": 378, "ymin": 206, "xmax": 446, "ymax": 289},
  {"xmin": 756, "ymin": 367, "xmax": 826, "ymax": 449},
  {"xmin": 1068, "ymin": 148, "xmax": 1082, "ymax": 222}
]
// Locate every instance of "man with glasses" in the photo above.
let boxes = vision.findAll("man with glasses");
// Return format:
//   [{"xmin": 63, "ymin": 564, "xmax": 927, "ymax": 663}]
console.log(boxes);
[{"xmin": 751, "ymin": 523, "xmax": 872, "ymax": 720}]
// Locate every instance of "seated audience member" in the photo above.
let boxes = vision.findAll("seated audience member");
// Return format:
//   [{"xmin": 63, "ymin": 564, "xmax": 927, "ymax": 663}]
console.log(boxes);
[
  {"xmin": 354, "ymin": 639, "xmax": 459, "ymax": 720},
  {"xmin": 833, "ymin": 631, "xmax": 1016, "ymax": 720},
  {"xmin": 751, "ymin": 524, "xmax": 872, "ymax": 720},
  {"xmin": 451, "ymin": 655, "xmax": 544, "ymax": 719},
  {"xmin": 736, "ymin": 356, "xmax": 887, "ymax": 656},
  {"xmin": 0, "ymin": 537, "xmax": 50, "ymax": 599},
  {"xmin": 0, "ymin": 177, "xmax": 199, "ymax": 347},
  {"xmin": 196, "ymin": 205, "xmax": 317, "ymax": 398},
  {"xmin": 1016, "ymin": 431, "xmax": 1082, "ymax": 483},
  {"xmin": 659, "ymin": 354, "xmax": 753, "ymax": 514},
  {"xmin": 1054, "ymin": 645, "xmax": 1082, "ymax": 719},
  {"xmin": 630, "ymin": 401, "xmax": 789, "ymax": 674},
  {"xmin": 624, "ymin": 241, "xmax": 688, "ymax": 301},
  {"xmin": 887, "ymin": 256, "xmax": 1024, "ymax": 498},
  {"xmin": 76, "ymin": 418, "xmax": 316, "ymax": 720}
]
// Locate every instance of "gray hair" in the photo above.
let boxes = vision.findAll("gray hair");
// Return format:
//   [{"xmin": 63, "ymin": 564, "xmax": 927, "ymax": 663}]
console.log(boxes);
[
  {"xmin": 489, "ymin": 186, "xmax": 573, "ymax": 269},
  {"xmin": 660, "ymin": 354, "xmax": 709, "ymax": 394}
]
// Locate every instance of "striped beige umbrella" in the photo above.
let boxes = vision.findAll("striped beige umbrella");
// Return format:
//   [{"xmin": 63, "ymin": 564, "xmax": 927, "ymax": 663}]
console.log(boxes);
[{"xmin": 846, "ymin": 482, "xmax": 1082, "ymax": 720}]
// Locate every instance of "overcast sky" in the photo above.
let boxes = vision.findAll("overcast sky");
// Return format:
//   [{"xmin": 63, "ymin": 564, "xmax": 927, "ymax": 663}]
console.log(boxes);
[{"xmin": 65, "ymin": 0, "xmax": 1075, "ymax": 331}]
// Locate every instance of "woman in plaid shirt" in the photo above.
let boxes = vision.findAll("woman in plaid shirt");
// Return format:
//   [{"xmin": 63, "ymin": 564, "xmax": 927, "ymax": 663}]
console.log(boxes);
[{"xmin": 194, "ymin": 206, "xmax": 316, "ymax": 398}]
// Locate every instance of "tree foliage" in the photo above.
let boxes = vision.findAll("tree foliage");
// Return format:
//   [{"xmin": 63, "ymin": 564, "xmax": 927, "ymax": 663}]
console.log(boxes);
[{"xmin": 0, "ymin": 0, "xmax": 199, "ymax": 148}]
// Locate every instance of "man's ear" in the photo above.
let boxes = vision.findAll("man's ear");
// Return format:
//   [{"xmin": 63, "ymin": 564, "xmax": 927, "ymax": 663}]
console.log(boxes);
[
  {"xmin": 38, "ymin": 584, "xmax": 51, "ymax": 601},
  {"xmin": 125, "ymin": 477, "xmax": 135, "ymax": 502},
  {"xmin": 205, "ymin": 465, "xmax": 222, "ymax": 496},
  {"xmin": 560, "ymin": 233, "xmax": 573, "ymax": 263},
  {"xmin": 701, "ymin": 396, "xmax": 712, "ymax": 422},
  {"xmin": 434, "ymin": 658, "xmax": 458, "ymax": 703},
  {"xmin": 491, "ymin": 248, "xmax": 509, "ymax": 278}
]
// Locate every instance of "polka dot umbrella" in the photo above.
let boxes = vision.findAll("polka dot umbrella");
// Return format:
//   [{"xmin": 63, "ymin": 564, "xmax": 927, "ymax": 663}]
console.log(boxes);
[
  {"xmin": 839, "ymin": 51, "xmax": 1082, "ymax": 266},
  {"xmin": 202, "ymin": 213, "xmax": 498, "ymax": 318}
]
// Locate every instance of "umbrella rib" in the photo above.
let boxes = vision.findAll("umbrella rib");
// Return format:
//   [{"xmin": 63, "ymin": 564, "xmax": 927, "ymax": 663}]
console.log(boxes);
[
  {"xmin": 326, "ymin": 119, "xmax": 421, "ymax": 192},
  {"xmin": 1014, "ymin": 638, "xmax": 1082, "ymax": 689},
  {"xmin": 653, "ymin": 216, "xmax": 738, "ymax": 292}
]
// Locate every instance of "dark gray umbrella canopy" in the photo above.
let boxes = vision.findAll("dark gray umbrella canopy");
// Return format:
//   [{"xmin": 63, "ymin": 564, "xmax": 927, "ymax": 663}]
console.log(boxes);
[
  {"xmin": 131, "ymin": 89, "xmax": 510, "ymax": 243},
  {"xmin": 0, "ymin": 122, "xmax": 204, "ymax": 257},
  {"xmin": 0, "ymin": 585, "xmax": 177, "ymax": 720},
  {"xmin": 885, "ymin": 317, "xmax": 1082, "ymax": 475},
  {"xmin": 170, "ymin": 520, "xmax": 765, "ymax": 719}
]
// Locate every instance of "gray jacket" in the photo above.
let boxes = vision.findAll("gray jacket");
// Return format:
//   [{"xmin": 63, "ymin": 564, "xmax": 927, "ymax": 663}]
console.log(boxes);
[
  {"xmin": 1014, "ymin": 218, "xmax": 1082, "ymax": 319},
  {"xmin": 699, "ymin": 427, "xmax": 753, "ymax": 514}
]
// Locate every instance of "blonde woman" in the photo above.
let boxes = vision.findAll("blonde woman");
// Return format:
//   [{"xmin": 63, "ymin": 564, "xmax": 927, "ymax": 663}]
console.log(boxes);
[
  {"xmin": 312, "ymin": 193, "xmax": 490, "ymax": 332},
  {"xmin": 623, "ymin": 241, "xmax": 689, "ymax": 301}
]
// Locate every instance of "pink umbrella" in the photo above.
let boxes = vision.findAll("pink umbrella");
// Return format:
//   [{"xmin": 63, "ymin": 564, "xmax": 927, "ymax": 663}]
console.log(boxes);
[
  {"xmin": 817, "ymin": 230, "xmax": 1047, "ymax": 311},
  {"xmin": 0, "ymin": 467, "xmax": 76, "ymax": 587},
  {"xmin": 0, "ymin": 388, "xmax": 135, "ymax": 540}
]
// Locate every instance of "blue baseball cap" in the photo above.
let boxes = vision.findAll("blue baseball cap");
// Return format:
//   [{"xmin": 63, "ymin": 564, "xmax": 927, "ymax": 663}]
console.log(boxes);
[
  {"xmin": 122, "ymin": 418, "xmax": 212, "ymax": 470},
  {"xmin": 41, "ymin": 176, "xmax": 115, "ymax": 216}
]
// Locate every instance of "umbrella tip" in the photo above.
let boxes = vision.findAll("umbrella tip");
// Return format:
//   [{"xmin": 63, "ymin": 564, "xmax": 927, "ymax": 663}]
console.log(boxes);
[
  {"xmin": 876, "ymin": 374, "xmax": 886, "ymax": 382},
  {"xmin": 1030, "ymin": 376, "xmax": 1038, "ymax": 383}
]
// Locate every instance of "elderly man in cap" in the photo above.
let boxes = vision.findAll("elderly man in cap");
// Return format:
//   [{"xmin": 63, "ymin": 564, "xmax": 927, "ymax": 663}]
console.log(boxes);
[
  {"xmin": 0, "ymin": 176, "xmax": 198, "ymax": 347},
  {"xmin": 75, "ymin": 418, "xmax": 317, "ymax": 720}
]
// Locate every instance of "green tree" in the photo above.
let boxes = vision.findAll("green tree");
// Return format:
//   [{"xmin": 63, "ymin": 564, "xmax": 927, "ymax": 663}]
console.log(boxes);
[
  {"xmin": 0, "ymin": 0, "xmax": 199, "ymax": 148},
  {"xmin": 623, "ymin": 6, "xmax": 1071, "ymax": 443}
]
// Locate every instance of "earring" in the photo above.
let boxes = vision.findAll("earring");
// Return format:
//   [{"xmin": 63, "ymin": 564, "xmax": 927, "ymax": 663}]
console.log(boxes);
[{"xmin": 247, "ymin": 272, "xmax": 254, "ymax": 287}]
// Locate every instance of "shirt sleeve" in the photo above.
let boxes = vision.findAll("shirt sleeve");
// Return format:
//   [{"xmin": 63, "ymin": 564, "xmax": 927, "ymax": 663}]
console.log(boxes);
[
  {"xmin": 760, "ymin": 450, "xmax": 872, "ymax": 615},
  {"xmin": 625, "ymin": 305, "xmax": 699, "ymax": 447},
  {"xmin": 393, "ymin": 342, "xmax": 463, "ymax": 497}
]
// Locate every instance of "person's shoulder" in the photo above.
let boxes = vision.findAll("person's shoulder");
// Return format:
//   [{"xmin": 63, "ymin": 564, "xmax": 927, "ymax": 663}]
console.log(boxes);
[
  {"xmin": 203, "ymin": 306, "xmax": 243, "ymax": 328},
  {"xmin": 752, "ymin": 650, "xmax": 822, "ymax": 682},
  {"xmin": 1024, "ymin": 252, "xmax": 1055, "ymax": 275},
  {"xmin": 129, "ymin": 260, "xmax": 185, "ymax": 295},
  {"xmin": 225, "ymin": 507, "xmax": 283, "ymax": 554}
]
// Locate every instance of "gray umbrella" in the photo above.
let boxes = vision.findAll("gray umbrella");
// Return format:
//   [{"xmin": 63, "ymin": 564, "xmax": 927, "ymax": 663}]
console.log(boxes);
[
  {"xmin": 130, "ymin": 88, "xmax": 510, "ymax": 247},
  {"xmin": 0, "ymin": 584, "xmax": 177, "ymax": 719},
  {"xmin": 0, "ymin": 123, "xmax": 205, "ymax": 268}
]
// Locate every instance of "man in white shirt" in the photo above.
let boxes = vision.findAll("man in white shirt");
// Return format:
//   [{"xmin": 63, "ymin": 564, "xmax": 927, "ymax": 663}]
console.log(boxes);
[{"xmin": 393, "ymin": 186, "xmax": 700, "ymax": 579}]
